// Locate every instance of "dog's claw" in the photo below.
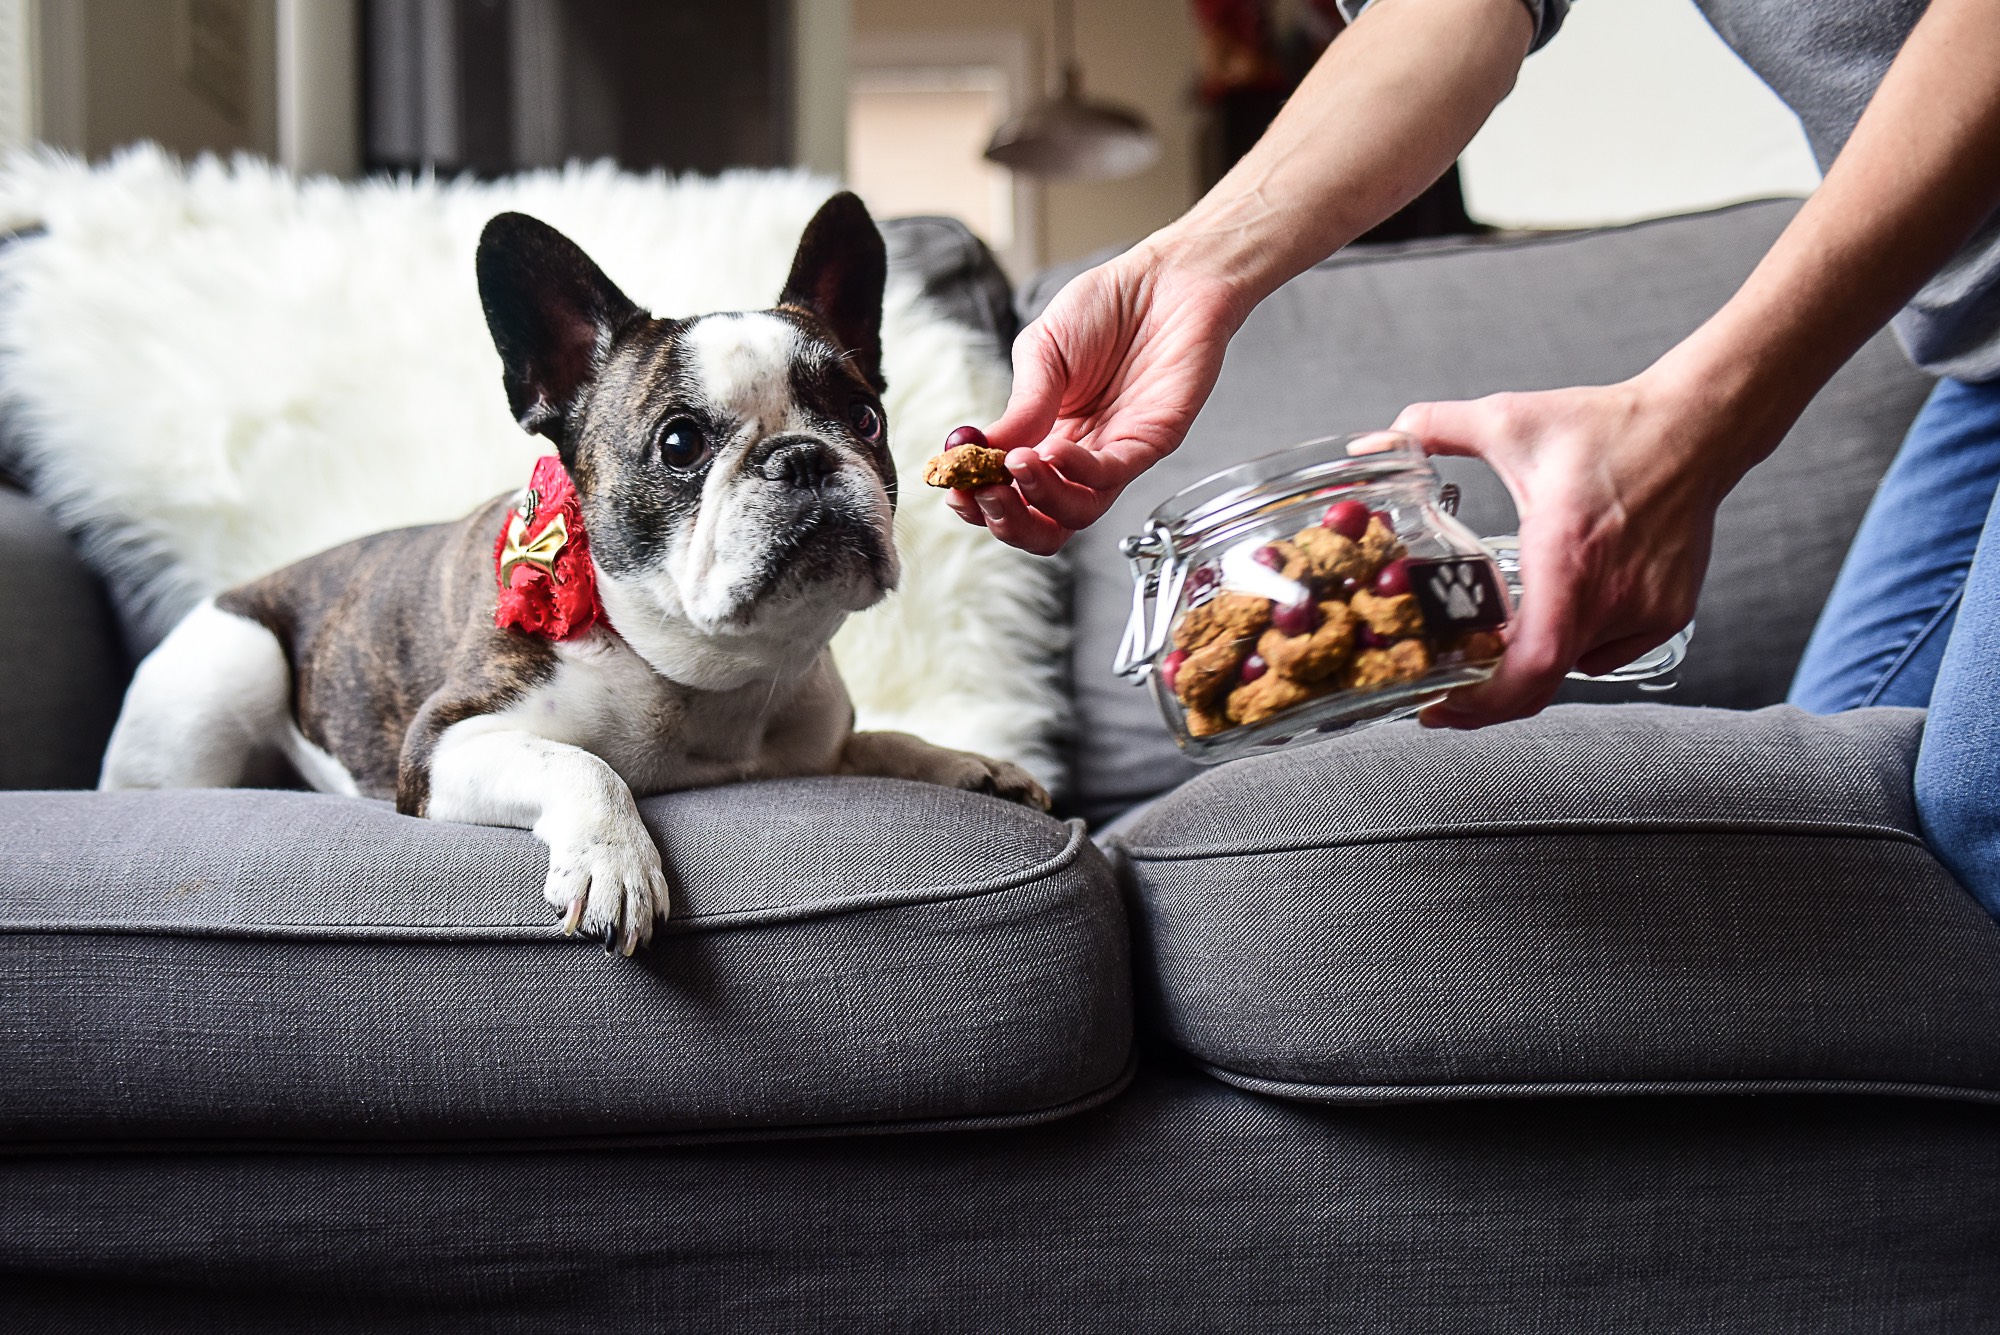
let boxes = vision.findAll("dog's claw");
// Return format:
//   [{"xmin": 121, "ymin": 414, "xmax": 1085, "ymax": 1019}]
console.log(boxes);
[
  {"xmin": 563, "ymin": 896, "xmax": 585, "ymax": 935},
  {"xmin": 602, "ymin": 922, "xmax": 618, "ymax": 955},
  {"xmin": 620, "ymin": 920, "xmax": 640, "ymax": 957}
]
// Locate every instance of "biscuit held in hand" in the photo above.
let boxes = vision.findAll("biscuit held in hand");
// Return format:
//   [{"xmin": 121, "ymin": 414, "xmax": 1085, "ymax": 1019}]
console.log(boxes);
[
  {"xmin": 924, "ymin": 425, "xmax": 1010, "ymax": 490},
  {"xmin": 924, "ymin": 445, "xmax": 1009, "ymax": 489}
]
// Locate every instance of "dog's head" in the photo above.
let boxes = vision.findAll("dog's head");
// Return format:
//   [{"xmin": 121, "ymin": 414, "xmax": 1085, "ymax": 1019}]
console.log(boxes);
[{"xmin": 476, "ymin": 194, "xmax": 896, "ymax": 686}]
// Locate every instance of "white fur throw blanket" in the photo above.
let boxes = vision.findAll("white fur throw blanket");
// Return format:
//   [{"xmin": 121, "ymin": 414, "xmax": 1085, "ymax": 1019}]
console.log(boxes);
[{"xmin": 0, "ymin": 147, "xmax": 1067, "ymax": 788}]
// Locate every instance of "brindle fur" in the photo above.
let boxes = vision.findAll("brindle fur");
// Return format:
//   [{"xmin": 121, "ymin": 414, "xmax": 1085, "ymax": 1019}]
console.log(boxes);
[{"xmin": 216, "ymin": 495, "xmax": 551, "ymax": 813}]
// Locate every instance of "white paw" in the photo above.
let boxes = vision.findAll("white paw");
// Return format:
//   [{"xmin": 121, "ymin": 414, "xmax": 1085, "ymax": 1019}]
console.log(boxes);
[{"xmin": 539, "ymin": 824, "xmax": 671, "ymax": 957}]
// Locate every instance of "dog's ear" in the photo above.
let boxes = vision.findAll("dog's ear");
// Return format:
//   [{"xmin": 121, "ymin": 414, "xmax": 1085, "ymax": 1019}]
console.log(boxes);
[
  {"xmin": 779, "ymin": 192, "xmax": 887, "ymax": 393},
  {"xmin": 477, "ymin": 212, "xmax": 643, "ymax": 456}
]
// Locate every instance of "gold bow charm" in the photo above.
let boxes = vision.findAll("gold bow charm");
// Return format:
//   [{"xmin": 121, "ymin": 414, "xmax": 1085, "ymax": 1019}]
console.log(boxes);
[{"xmin": 499, "ymin": 500, "xmax": 570, "ymax": 588}]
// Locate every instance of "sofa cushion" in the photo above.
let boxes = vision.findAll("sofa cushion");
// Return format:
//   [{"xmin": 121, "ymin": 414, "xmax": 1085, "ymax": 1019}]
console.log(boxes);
[
  {"xmin": 1113, "ymin": 704, "xmax": 2000, "ymax": 1104},
  {"xmin": 1029, "ymin": 201, "xmax": 1939, "ymax": 823},
  {"xmin": 0, "ymin": 779, "xmax": 1132, "ymax": 1148}
]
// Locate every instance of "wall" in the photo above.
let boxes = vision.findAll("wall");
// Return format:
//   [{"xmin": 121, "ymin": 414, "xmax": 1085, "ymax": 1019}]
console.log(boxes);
[
  {"xmin": 1459, "ymin": 0, "xmax": 1822, "ymax": 228},
  {"xmin": 23, "ymin": 0, "xmax": 358, "ymax": 174},
  {"xmin": 853, "ymin": 0, "xmax": 1199, "ymax": 268},
  {"xmin": 73, "ymin": 0, "xmax": 280, "ymax": 161}
]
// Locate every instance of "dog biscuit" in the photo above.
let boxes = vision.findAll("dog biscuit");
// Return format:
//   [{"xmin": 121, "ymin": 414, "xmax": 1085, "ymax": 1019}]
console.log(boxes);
[{"xmin": 923, "ymin": 444, "xmax": 1010, "ymax": 489}]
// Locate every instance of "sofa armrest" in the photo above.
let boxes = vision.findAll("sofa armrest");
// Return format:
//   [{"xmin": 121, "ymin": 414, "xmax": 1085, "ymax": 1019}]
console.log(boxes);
[
  {"xmin": 1113, "ymin": 704, "xmax": 2000, "ymax": 1105},
  {"xmin": 0, "ymin": 485, "xmax": 125, "ymax": 788}
]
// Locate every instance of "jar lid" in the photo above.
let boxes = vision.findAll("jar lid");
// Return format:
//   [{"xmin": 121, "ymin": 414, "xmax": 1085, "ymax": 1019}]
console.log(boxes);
[{"xmin": 1147, "ymin": 431, "xmax": 1431, "ymax": 552}]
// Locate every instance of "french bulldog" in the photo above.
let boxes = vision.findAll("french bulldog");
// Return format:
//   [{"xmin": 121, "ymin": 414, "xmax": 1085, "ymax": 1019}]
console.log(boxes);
[{"xmin": 100, "ymin": 193, "xmax": 1049, "ymax": 954}]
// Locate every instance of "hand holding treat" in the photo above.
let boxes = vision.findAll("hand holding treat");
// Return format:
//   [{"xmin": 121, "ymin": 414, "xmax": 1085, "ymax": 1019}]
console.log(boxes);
[{"xmin": 924, "ymin": 425, "xmax": 1011, "ymax": 490}]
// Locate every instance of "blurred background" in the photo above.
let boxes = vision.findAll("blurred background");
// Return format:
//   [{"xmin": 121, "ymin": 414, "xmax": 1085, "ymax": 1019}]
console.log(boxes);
[{"xmin": 0, "ymin": 0, "xmax": 1824, "ymax": 280}]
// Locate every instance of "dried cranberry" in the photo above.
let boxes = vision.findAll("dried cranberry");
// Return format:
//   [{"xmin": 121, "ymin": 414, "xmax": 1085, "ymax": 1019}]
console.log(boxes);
[
  {"xmin": 1323, "ymin": 499, "xmax": 1370, "ymax": 540},
  {"xmin": 1252, "ymin": 544, "xmax": 1286, "ymax": 571},
  {"xmin": 944, "ymin": 425, "xmax": 990, "ymax": 450},
  {"xmin": 1357, "ymin": 626, "xmax": 1389, "ymax": 650},
  {"xmin": 1185, "ymin": 566, "xmax": 1220, "ymax": 596},
  {"xmin": 1240, "ymin": 654, "xmax": 1268, "ymax": 683},
  {"xmin": 1373, "ymin": 559, "xmax": 1411, "ymax": 597},
  {"xmin": 1271, "ymin": 598, "xmax": 1318, "ymax": 636},
  {"xmin": 1161, "ymin": 649, "xmax": 1188, "ymax": 692},
  {"xmin": 1339, "ymin": 577, "xmax": 1361, "ymax": 597},
  {"xmin": 1370, "ymin": 508, "xmax": 1395, "ymax": 531}
]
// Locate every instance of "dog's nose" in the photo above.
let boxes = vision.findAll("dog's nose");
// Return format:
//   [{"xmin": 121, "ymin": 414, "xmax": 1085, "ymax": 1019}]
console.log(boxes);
[{"xmin": 750, "ymin": 435, "xmax": 837, "ymax": 489}]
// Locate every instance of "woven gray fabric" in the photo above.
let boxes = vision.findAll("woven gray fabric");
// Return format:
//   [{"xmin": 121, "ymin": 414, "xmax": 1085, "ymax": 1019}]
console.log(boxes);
[
  {"xmin": 0, "ymin": 779, "xmax": 1131, "ymax": 1146},
  {"xmin": 1030, "ymin": 201, "xmax": 1938, "ymax": 822},
  {"xmin": 1115, "ymin": 704, "xmax": 2000, "ymax": 1101},
  {"xmin": 0, "ymin": 486, "xmax": 124, "ymax": 789},
  {"xmin": 4, "ymin": 1058, "xmax": 1999, "ymax": 1332}
]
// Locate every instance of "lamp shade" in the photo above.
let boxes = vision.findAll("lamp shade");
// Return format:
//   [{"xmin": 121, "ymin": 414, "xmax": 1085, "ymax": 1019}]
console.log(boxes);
[{"xmin": 984, "ymin": 67, "xmax": 1161, "ymax": 181}]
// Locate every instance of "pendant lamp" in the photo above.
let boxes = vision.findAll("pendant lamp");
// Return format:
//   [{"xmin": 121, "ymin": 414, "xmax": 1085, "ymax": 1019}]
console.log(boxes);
[{"xmin": 984, "ymin": 0, "xmax": 1162, "ymax": 181}]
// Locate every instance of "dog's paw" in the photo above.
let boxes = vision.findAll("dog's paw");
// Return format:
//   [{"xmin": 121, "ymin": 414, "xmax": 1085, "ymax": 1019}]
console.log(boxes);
[
  {"xmin": 540, "ymin": 825, "xmax": 671, "ymax": 957},
  {"xmin": 840, "ymin": 731, "xmax": 1053, "ymax": 812},
  {"xmin": 940, "ymin": 753, "xmax": 1052, "ymax": 812}
]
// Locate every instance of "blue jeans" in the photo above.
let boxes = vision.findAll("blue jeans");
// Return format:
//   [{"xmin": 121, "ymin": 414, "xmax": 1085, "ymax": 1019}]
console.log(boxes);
[{"xmin": 1790, "ymin": 377, "xmax": 2000, "ymax": 918}]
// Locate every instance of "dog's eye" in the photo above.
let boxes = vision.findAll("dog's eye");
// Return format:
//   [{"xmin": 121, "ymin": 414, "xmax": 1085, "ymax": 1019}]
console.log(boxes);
[
  {"xmin": 655, "ymin": 418, "xmax": 709, "ymax": 469},
  {"xmin": 850, "ymin": 401, "xmax": 883, "ymax": 443}
]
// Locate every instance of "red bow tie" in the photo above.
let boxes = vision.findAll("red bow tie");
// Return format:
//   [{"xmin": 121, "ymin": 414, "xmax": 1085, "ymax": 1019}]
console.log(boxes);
[{"xmin": 493, "ymin": 455, "xmax": 605, "ymax": 641}]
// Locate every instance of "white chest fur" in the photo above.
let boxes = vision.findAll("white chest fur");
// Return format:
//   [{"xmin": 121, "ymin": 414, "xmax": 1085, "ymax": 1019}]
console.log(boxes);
[{"xmin": 471, "ymin": 629, "xmax": 853, "ymax": 795}]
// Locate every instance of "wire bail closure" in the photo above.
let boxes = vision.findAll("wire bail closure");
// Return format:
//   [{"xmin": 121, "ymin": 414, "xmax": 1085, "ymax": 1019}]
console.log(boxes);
[{"xmin": 1113, "ymin": 519, "xmax": 1182, "ymax": 680}]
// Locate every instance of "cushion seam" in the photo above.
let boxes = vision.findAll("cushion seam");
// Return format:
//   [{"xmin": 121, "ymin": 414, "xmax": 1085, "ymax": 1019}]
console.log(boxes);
[
  {"xmin": 0, "ymin": 1050, "xmax": 1142, "ymax": 1156},
  {"xmin": 1194, "ymin": 1059, "xmax": 2000, "ymax": 1109},
  {"xmin": 0, "ymin": 818, "xmax": 1095, "ymax": 942},
  {"xmin": 1119, "ymin": 818, "xmax": 1925, "ymax": 864}
]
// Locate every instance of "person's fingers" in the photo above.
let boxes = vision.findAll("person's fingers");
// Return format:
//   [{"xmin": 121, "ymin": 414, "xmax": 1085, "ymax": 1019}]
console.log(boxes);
[
  {"xmin": 1392, "ymin": 397, "xmax": 1503, "ymax": 460},
  {"xmin": 984, "ymin": 324, "xmax": 1067, "ymax": 454},
  {"xmin": 971, "ymin": 483, "xmax": 1072, "ymax": 556},
  {"xmin": 1034, "ymin": 437, "xmax": 1132, "ymax": 489},
  {"xmin": 1008, "ymin": 447, "xmax": 1112, "ymax": 531},
  {"xmin": 1574, "ymin": 629, "xmax": 1670, "ymax": 678},
  {"xmin": 1424, "ymin": 528, "xmax": 1584, "ymax": 727},
  {"xmin": 944, "ymin": 488, "xmax": 987, "ymax": 526}
]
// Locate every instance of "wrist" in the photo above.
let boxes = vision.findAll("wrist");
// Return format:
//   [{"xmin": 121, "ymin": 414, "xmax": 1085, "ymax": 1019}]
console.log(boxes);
[
  {"xmin": 1638, "ymin": 320, "xmax": 1819, "ymax": 487},
  {"xmin": 1134, "ymin": 209, "xmax": 1295, "ymax": 330}
]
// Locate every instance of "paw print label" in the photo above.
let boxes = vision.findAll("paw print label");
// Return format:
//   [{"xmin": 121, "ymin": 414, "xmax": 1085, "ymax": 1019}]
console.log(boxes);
[{"xmin": 1409, "ymin": 557, "xmax": 1508, "ymax": 631}]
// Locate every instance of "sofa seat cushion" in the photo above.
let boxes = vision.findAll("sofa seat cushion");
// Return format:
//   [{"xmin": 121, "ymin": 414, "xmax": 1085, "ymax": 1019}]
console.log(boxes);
[
  {"xmin": 1114, "ymin": 705, "xmax": 2000, "ymax": 1104},
  {"xmin": 0, "ymin": 779, "xmax": 1131, "ymax": 1148}
]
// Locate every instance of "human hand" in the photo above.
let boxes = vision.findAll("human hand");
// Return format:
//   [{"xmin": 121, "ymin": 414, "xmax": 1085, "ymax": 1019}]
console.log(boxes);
[
  {"xmin": 947, "ymin": 247, "xmax": 1247, "ymax": 555},
  {"xmin": 1393, "ymin": 370, "xmax": 1750, "ymax": 728}
]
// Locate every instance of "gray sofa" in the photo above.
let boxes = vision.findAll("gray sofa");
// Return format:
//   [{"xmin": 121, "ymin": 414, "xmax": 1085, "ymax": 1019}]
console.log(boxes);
[{"xmin": 5, "ymin": 200, "xmax": 2000, "ymax": 1332}]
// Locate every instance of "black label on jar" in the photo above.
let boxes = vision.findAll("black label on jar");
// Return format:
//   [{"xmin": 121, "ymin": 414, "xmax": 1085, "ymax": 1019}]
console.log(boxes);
[{"xmin": 1408, "ymin": 557, "xmax": 1508, "ymax": 631}]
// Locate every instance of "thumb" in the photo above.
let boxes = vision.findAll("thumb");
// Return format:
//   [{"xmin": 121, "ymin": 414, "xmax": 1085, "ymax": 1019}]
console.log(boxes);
[
  {"xmin": 1393, "ymin": 398, "xmax": 1497, "ymax": 461},
  {"xmin": 984, "ymin": 322, "xmax": 1065, "ymax": 455}
]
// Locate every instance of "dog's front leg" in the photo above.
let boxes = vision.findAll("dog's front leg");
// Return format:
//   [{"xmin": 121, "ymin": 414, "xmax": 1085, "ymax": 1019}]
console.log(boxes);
[
  {"xmin": 839, "ymin": 730, "xmax": 1051, "ymax": 811},
  {"xmin": 426, "ymin": 725, "xmax": 670, "ymax": 955}
]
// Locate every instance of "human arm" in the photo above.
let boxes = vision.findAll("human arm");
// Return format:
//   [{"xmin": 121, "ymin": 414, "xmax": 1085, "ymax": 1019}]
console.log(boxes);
[
  {"xmin": 1398, "ymin": 0, "xmax": 2000, "ymax": 728},
  {"xmin": 951, "ymin": 0, "xmax": 1537, "ymax": 554}
]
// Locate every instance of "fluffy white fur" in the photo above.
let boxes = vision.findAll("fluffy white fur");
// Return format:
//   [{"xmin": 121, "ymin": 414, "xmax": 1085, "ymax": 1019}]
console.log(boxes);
[{"xmin": 0, "ymin": 147, "xmax": 1069, "ymax": 788}]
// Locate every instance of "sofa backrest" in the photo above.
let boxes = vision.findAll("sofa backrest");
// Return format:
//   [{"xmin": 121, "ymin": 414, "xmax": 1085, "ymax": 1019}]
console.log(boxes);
[{"xmin": 1024, "ymin": 200, "xmax": 1937, "ymax": 824}]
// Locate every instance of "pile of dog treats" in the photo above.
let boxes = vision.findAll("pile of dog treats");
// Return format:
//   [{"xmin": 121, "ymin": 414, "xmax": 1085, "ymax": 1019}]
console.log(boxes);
[{"xmin": 1163, "ymin": 499, "xmax": 1500, "ymax": 737}]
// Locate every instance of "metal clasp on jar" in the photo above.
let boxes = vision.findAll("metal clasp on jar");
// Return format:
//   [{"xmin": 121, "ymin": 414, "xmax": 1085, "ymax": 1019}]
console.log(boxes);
[{"xmin": 1112, "ymin": 520, "xmax": 1184, "ymax": 681}]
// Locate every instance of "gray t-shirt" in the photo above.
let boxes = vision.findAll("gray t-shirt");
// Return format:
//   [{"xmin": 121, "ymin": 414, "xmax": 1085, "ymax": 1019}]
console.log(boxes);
[{"xmin": 1341, "ymin": 0, "xmax": 2000, "ymax": 381}]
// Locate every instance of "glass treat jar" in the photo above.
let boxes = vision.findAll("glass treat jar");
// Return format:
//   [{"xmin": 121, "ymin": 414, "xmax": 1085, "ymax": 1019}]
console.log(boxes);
[{"xmin": 1114, "ymin": 432, "xmax": 1686, "ymax": 762}]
